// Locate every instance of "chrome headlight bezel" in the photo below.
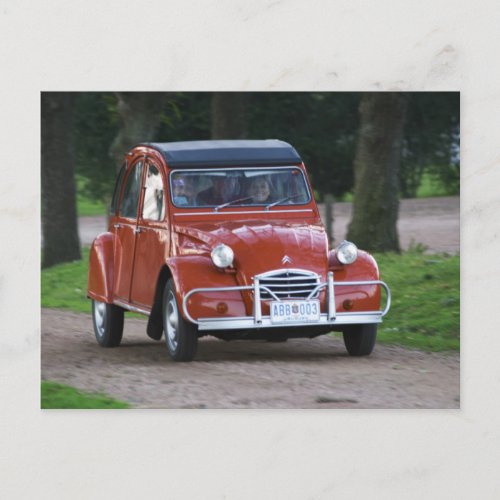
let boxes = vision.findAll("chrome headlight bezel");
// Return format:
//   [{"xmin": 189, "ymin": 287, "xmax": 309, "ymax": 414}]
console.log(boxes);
[
  {"xmin": 211, "ymin": 244, "xmax": 234, "ymax": 268},
  {"xmin": 336, "ymin": 240, "xmax": 358, "ymax": 265}
]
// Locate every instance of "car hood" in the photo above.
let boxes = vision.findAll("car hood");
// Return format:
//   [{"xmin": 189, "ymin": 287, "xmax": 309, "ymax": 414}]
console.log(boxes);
[{"xmin": 173, "ymin": 219, "xmax": 329, "ymax": 280}]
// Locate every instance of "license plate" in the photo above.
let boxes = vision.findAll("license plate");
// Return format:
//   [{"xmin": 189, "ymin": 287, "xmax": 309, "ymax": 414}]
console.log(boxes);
[{"xmin": 270, "ymin": 300, "xmax": 320, "ymax": 323}]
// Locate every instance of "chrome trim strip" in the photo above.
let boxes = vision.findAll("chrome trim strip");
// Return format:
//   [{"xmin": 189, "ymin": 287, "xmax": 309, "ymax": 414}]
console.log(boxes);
[
  {"xmin": 195, "ymin": 313, "xmax": 384, "ymax": 331},
  {"xmin": 255, "ymin": 268, "xmax": 320, "ymax": 279},
  {"xmin": 174, "ymin": 209, "xmax": 313, "ymax": 216},
  {"xmin": 254, "ymin": 277, "xmax": 262, "ymax": 324},
  {"xmin": 327, "ymin": 271, "xmax": 335, "ymax": 320},
  {"xmin": 113, "ymin": 300, "xmax": 151, "ymax": 316},
  {"xmin": 182, "ymin": 278, "xmax": 391, "ymax": 330}
]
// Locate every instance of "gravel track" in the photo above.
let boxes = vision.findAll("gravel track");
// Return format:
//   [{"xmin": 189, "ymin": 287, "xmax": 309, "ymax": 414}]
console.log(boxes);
[{"xmin": 41, "ymin": 309, "xmax": 459, "ymax": 409}]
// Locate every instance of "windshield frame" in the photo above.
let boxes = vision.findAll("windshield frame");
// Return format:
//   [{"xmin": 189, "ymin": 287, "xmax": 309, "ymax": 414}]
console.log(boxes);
[{"xmin": 169, "ymin": 166, "xmax": 312, "ymax": 210}]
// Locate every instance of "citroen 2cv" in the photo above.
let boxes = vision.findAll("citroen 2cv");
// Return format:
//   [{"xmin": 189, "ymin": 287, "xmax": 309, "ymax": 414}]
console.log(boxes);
[{"xmin": 87, "ymin": 140, "xmax": 390, "ymax": 361}]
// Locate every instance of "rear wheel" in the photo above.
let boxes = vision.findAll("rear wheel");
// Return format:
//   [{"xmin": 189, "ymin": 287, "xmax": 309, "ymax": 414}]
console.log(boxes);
[
  {"xmin": 92, "ymin": 300, "xmax": 124, "ymax": 347},
  {"xmin": 342, "ymin": 324, "xmax": 377, "ymax": 356},
  {"xmin": 163, "ymin": 279, "xmax": 198, "ymax": 361}
]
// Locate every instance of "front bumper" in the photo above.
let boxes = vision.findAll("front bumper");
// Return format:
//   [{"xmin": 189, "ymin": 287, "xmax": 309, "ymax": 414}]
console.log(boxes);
[{"xmin": 182, "ymin": 272, "xmax": 391, "ymax": 332}]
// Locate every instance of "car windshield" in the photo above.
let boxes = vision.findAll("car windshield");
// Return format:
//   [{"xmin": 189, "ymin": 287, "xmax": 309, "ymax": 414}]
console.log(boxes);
[{"xmin": 170, "ymin": 167, "xmax": 311, "ymax": 209}]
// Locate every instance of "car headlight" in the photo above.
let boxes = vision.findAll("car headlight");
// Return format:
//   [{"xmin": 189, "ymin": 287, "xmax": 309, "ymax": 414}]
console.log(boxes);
[
  {"xmin": 336, "ymin": 240, "xmax": 358, "ymax": 265},
  {"xmin": 211, "ymin": 244, "xmax": 234, "ymax": 268}
]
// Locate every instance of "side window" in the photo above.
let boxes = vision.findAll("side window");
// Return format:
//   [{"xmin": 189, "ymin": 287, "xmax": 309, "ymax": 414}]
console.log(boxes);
[
  {"xmin": 142, "ymin": 164, "xmax": 165, "ymax": 221},
  {"xmin": 119, "ymin": 161, "xmax": 144, "ymax": 218},
  {"xmin": 109, "ymin": 163, "xmax": 126, "ymax": 215}
]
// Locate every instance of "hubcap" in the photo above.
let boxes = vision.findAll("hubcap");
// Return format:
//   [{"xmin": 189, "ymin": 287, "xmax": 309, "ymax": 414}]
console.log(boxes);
[
  {"xmin": 94, "ymin": 301, "xmax": 106, "ymax": 337},
  {"xmin": 166, "ymin": 291, "xmax": 179, "ymax": 351}
]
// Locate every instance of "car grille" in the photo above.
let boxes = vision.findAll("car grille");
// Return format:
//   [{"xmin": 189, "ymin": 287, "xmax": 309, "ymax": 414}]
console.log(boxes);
[{"xmin": 256, "ymin": 270, "xmax": 321, "ymax": 300}]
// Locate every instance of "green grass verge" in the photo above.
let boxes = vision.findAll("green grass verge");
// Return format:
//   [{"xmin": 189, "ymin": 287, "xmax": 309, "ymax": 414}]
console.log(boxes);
[
  {"xmin": 77, "ymin": 197, "xmax": 107, "ymax": 217},
  {"xmin": 415, "ymin": 172, "xmax": 451, "ymax": 198},
  {"xmin": 41, "ymin": 248, "xmax": 91, "ymax": 312},
  {"xmin": 76, "ymin": 175, "xmax": 107, "ymax": 216},
  {"xmin": 373, "ymin": 251, "xmax": 459, "ymax": 351},
  {"xmin": 41, "ymin": 381, "xmax": 130, "ymax": 409},
  {"xmin": 42, "ymin": 248, "xmax": 459, "ymax": 352}
]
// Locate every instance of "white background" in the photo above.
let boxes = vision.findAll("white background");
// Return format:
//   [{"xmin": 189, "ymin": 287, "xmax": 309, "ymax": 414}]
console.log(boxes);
[{"xmin": 1, "ymin": 0, "xmax": 499, "ymax": 498}]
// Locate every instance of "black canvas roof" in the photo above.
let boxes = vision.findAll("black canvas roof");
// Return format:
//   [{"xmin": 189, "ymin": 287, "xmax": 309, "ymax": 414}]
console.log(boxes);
[{"xmin": 140, "ymin": 140, "xmax": 302, "ymax": 168}]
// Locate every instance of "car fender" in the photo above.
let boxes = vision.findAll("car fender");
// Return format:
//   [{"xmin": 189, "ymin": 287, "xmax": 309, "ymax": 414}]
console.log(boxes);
[
  {"xmin": 329, "ymin": 249, "xmax": 380, "ymax": 281},
  {"xmin": 88, "ymin": 232, "xmax": 115, "ymax": 303},
  {"xmin": 166, "ymin": 255, "xmax": 245, "ymax": 320},
  {"xmin": 328, "ymin": 249, "xmax": 382, "ymax": 310}
]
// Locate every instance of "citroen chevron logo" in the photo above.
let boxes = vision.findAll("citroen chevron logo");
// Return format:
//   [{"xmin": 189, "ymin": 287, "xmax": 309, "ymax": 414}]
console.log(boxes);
[{"xmin": 282, "ymin": 255, "xmax": 292, "ymax": 265}]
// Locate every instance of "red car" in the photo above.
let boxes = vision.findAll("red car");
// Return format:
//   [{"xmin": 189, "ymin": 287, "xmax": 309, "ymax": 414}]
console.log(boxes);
[{"xmin": 88, "ymin": 140, "xmax": 391, "ymax": 361}]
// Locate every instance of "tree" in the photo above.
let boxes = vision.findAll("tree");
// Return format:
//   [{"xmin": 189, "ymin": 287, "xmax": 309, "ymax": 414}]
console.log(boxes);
[
  {"xmin": 110, "ymin": 92, "xmax": 171, "ymax": 169},
  {"xmin": 211, "ymin": 92, "xmax": 248, "ymax": 139},
  {"xmin": 75, "ymin": 93, "xmax": 119, "ymax": 201},
  {"xmin": 41, "ymin": 92, "xmax": 81, "ymax": 268},
  {"xmin": 347, "ymin": 93, "xmax": 408, "ymax": 252}
]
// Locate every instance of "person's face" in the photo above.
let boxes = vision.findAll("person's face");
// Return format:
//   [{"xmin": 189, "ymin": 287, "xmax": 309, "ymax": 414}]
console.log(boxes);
[
  {"xmin": 213, "ymin": 176, "xmax": 238, "ymax": 195},
  {"xmin": 250, "ymin": 179, "xmax": 270, "ymax": 202},
  {"xmin": 173, "ymin": 181, "xmax": 185, "ymax": 197}
]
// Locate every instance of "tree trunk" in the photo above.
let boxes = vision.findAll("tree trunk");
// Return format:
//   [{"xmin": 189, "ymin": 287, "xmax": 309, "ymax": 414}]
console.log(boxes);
[
  {"xmin": 347, "ymin": 93, "xmax": 407, "ymax": 252},
  {"xmin": 109, "ymin": 92, "xmax": 170, "ymax": 169},
  {"xmin": 41, "ymin": 92, "xmax": 81, "ymax": 268},
  {"xmin": 211, "ymin": 92, "xmax": 248, "ymax": 139}
]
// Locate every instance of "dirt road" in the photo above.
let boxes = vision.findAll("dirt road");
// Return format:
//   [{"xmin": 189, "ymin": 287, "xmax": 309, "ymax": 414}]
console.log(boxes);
[{"xmin": 41, "ymin": 309, "xmax": 459, "ymax": 409}]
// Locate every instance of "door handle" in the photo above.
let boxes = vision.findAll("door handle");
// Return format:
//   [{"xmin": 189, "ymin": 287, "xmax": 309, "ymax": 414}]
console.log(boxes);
[
  {"xmin": 113, "ymin": 223, "xmax": 121, "ymax": 229},
  {"xmin": 134, "ymin": 227, "xmax": 143, "ymax": 234}
]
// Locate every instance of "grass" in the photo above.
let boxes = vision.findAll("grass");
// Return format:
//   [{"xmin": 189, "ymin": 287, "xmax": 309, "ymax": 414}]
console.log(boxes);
[
  {"xmin": 415, "ymin": 172, "xmax": 451, "ymax": 198},
  {"xmin": 41, "ymin": 381, "xmax": 130, "ymax": 409},
  {"xmin": 41, "ymin": 248, "xmax": 91, "ymax": 313},
  {"xmin": 372, "ymin": 250, "xmax": 459, "ymax": 351},
  {"xmin": 338, "ymin": 173, "xmax": 454, "ymax": 202},
  {"xmin": 76, "ymin": 175, "xmax": 107, "ymax": 216},
  {"xmin": 77, "ymin": 196, "xmax": 107, "ymax": 217},
  {"xmin": 42, "ymin": 247, "xmax": 459, "ymax": 352}
]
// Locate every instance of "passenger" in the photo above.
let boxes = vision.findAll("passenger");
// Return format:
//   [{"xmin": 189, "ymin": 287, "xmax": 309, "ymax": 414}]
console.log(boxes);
[
  {"xmin": 248, "ymin": 176, "xmax": 273, "ymax": 203},
  {"xmin": 172, "ymin": 177, "xmax": 195, "ymax": 206}
]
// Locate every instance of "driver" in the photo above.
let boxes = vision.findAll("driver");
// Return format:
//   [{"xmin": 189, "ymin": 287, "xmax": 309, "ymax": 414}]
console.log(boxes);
[{"xmin": 196, "ymin": 174, "xmax": 240, "ymax": 206}]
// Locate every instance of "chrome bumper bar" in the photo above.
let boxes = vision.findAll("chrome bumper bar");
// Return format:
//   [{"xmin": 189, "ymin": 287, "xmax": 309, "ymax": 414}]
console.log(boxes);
[{"xmin": 182, "ymin": 272, "xmax": 391, "ymax": 332}]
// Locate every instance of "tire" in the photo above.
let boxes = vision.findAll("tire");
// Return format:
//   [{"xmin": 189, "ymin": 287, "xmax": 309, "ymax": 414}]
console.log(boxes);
[
  {"xmin": 342, "ymin": 324, "xmax": 377, "ymax": 356},
  {"xmin": 163, "ymin": 279, "xmax": 198, "ymax": 361},
  {"xmin": 92, "ymin": 299, "xmax": 124, "ymax": 347}
]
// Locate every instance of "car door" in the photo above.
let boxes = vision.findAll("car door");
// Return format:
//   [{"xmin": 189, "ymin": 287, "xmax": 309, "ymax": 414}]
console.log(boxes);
[
  {"xmin": 129, "ymin": 158, "xmax": 170, "ymax": 308},
  {"xmin": 113, "ymin": 159, "xmax": 145, "ymax": 302}
]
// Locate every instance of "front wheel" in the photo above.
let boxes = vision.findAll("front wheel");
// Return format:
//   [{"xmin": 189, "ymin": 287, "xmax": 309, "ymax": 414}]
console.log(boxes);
[
  {"xmin": 163, "ymin": 279, "xmax": 198, "ymax": 361},
  {"xmin": 342, "ymin": 324, "xmax": 377, "ymax": 356},
  {"xmin": 92, "ymin": 300, "xmax": 124, "ymax": 347}
]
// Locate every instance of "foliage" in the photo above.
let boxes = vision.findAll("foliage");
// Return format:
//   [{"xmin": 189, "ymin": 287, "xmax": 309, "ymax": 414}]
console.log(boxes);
[
  {"xmin": 41, "ymin": 381, "xmax": 129, "ymax": 409},
  {"xmin": 416, "ymin": 172, "xmax": 451, "ymax": 198},
  {"xmin": 42, "ymin": 248, "xmax": 459, "ymax": 352},
  {"xmin": 400, "ymin": 92, "xmax": 460, "ymax": 198},
  {"xmin": 247, "ymin": 92, "xmax": 360, "ymax": 198},
  {"xmin": 75, "ymin": 93, "xmax": 119, "ymax": 201},
  {"xmin": 73, "ymin": 92, "xmax": 459, "ymax": 204}
]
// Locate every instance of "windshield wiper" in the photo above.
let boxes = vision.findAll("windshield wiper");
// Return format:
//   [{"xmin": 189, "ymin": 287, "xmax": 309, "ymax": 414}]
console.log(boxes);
[
  {"xmin": 265, "ymin": 194, "xmax": 304, "ymax": 211},
  {"xmin": 214, "ymin": 196, "xmax": 254, "ymax": 212}
]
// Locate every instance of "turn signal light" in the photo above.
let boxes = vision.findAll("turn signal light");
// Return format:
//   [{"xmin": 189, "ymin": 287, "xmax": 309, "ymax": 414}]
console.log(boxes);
[
  {"xmin": 216, "ymin": 302, "xmax": 228, "ymax": 314},
  {"xmin": 343, "ymin": 299, "xmax": 353, "ymax": 310}
]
